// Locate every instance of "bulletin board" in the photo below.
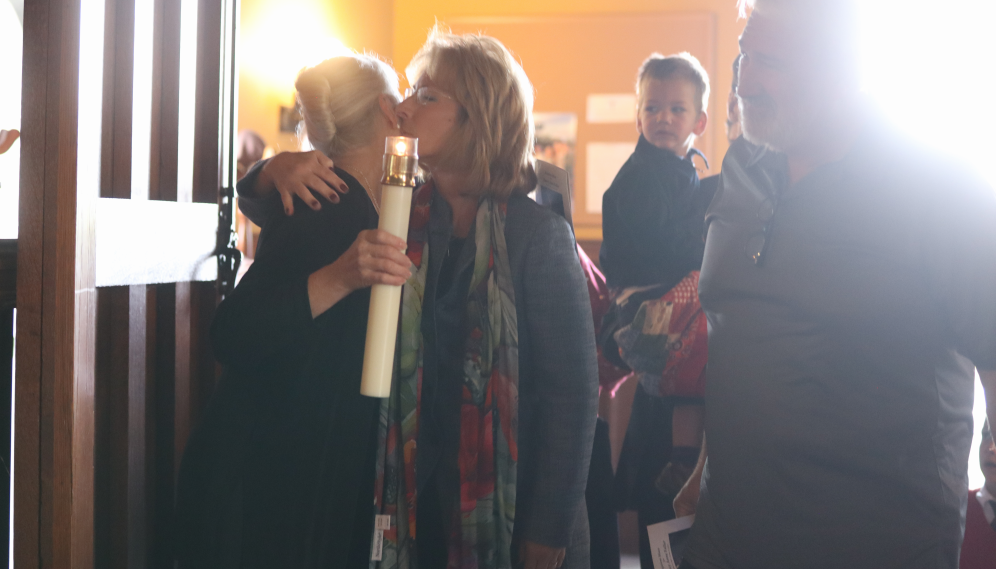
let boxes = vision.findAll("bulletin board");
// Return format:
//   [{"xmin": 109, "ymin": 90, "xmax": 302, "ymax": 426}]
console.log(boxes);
[{"xmin": 448, "ymin": 13, "xmax": 717, "ymax": 240}]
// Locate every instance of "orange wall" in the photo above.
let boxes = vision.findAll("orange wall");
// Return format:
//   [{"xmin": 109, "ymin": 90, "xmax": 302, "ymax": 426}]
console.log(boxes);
[
  {"xmin": 394, "ymin": 0, "xmax": 744, "ymax": 171},
  {"xmin": 446, "ymin": 14, "xmax": 718, "ymax": 233},
  {"xmin": 394, "ymin": 0, "xmax": 743, "ymax": 239}
]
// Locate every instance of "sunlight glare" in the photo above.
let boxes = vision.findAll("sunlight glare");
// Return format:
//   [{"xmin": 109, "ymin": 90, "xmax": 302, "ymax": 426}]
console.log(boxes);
[
  {"xmin": 241, "ymin": 0, "xmax": 350, "ymax": 97},
  {"xmin": 131, "ymin": 0, "xmax": 154, "ymax": 200},
  {"xmin": 859, "ymin": 0, "xmax": 996, "ymax": 491},
  {"xmin": 858, "ymin": 0, "xmax": 996, "ymax": 187}
]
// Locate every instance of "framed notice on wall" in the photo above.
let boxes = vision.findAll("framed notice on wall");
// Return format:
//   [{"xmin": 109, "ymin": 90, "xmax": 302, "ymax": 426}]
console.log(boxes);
[{"xmin": 448, "ymin": 13, "xmax": 717, "ymax": 239}]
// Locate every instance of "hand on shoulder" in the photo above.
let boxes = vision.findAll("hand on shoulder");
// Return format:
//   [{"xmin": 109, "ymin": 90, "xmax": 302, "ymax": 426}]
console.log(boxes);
[{"xmin": 254, "ymin": 150, "xmax": 349, "ymax": 216}]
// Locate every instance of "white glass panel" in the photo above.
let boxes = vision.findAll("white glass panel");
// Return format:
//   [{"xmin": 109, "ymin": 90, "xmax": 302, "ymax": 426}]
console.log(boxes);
[
  {"xmin": 131, "ymin": 0, "xmax": 155, "ymax": 200},
  {"xmin": 79, "ymin": 0, "xmax": 105, "ymax": 207},
  {"xmin": 0, "ymin": 0, "xmax": 22, "ymax": 239},
  {"xmin": 177, "ymin": 0, "xmax": 198, "ymax": 203}
]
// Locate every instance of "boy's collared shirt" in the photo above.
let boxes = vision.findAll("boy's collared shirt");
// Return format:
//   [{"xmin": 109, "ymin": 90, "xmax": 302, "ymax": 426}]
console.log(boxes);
[{"xmin": 599, "ymin": 135, "xmax": 711, "ymax": 290}]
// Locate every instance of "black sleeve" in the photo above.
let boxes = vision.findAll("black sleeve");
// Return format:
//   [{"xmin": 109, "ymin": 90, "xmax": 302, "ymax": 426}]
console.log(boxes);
[
  {"xmin": 211, "ymin": 185, "xmax": 368, "ymax": 368},
  {"xmin": 599, "ymin": 162, "xmax": 669, "ymax": 287},
  {"xmin": 210, "ymin": 218, "xmax": 317, "ymax": 368},
  {"xmin": 235, "ymin": 158, "xmax": 285, "ymax": 227}
]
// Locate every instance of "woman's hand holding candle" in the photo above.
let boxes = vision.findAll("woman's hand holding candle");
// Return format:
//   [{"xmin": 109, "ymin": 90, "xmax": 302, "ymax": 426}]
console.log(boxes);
[{"xmin": 307, "ymin": 229, "xmax": 410, "ymax": 318}]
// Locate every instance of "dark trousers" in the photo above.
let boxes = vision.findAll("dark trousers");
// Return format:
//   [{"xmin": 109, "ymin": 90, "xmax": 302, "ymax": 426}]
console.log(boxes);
[
  {"xmin": 613, "ymin": 388, "xmax": 675, "ymax": 569},
  {"xmin": 586, "ymin": 418, "xmax": 620, "ymax": 569},
  {"xmin": 416, "ymin": 474, "xmax": 449, "ymax": 568}
]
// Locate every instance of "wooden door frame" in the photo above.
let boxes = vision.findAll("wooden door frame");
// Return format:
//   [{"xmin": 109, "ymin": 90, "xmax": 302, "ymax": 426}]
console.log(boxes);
[
  {"xmin": 14, "ymin": 0, "xmax": 233, "ymax": 566},
  {"xmin": 15, "ymin": 0, "xmax": 95, "ymax": 566}
]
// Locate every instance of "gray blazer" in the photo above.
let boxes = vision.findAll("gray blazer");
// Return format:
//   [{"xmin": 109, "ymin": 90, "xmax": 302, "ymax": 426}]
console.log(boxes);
[
  {"xmin": 422, "ymin": 192, "xmax": 599, "ymax": 565},
  {"xmin": 505, "ymin": 194, "xmax": 599, "ymax": 566}
]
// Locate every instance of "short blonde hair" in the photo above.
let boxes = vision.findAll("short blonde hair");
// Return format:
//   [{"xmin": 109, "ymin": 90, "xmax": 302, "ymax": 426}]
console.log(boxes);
[
  {"xmin": 636, "ymin": 52, "xmax": 710, "ymax": 115},
  {"xmin": 406, "ymin": 28, "xmax": 537, "ymax": 202},
  {"xmin": 295, "ymin": 53, "xmax": 401, "ymax": 159}
]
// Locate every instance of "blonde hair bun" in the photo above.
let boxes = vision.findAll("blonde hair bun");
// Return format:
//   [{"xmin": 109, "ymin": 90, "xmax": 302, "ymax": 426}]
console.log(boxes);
[{"xmin": 295, "ymin": 53, "xmax": 401, "ymax": 159}]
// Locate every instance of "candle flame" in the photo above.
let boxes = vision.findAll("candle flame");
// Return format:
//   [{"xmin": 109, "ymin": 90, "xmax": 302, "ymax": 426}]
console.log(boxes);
[{"xmin": 395, "ymin": 140, "xmax": 407, "ymax": 155}]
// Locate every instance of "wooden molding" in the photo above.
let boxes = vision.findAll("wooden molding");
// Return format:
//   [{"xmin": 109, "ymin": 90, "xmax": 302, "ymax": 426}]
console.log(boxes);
[
  {"xmin": 15, "ymin": 0, "xmax": 95, "ymax": 566},
  {"xmin": 16, "ymin": 0, "xmax": 227, "ymax": 566},
  {"xmin": 573, "ymin": 224, "xmax": 603, "ymax": 242}
]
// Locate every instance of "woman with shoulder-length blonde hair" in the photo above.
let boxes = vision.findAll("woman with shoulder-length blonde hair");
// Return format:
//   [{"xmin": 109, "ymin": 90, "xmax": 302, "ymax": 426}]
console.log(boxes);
[{"xmin": 363, "ymin": 29, "xmax": 598, "ymax": 569}]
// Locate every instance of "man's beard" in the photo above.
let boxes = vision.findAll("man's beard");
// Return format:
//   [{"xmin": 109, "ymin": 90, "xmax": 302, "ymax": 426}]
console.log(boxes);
[{"xmin": 739, "ymin": 93, "xmax": 819, "ymax": 153}]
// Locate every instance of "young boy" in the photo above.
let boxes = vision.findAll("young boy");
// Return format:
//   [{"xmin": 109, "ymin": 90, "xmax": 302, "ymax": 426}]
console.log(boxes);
[
  {"xmin": 599, "ymin": 52, "xmax": 710, "ymax": 290},
  {"xmin": 602, "ymin": 52, "xmax": 711, "ymax": 566}
]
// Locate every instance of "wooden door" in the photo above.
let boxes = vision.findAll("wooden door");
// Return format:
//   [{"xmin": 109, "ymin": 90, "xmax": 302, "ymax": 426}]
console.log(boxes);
[{"xmin": 14, "ymin": 0, "xmax": 238, "ymax": 567}]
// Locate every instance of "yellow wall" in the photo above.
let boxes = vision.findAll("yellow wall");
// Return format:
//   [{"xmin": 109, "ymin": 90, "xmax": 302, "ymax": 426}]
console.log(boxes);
[
  {"xmin": 332, "ymin": 1, "xmax": 394, "ymax": 60},
  {"xmin": 238, "ymin": 0, "xmax": 394, "ymax": 153},
  {"xmin": 393, "ymin": 0, "xmax": 744, "ymax": 169}
]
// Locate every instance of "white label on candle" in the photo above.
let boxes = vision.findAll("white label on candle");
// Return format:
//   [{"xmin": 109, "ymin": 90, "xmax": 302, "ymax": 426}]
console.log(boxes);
[
  {"xmin": 375, "ymin": 514, "xmax": 391, "ymax": 530},
  {"xmin": 371, "ymin": 528, "xmax": 384, "ymax": 561}
]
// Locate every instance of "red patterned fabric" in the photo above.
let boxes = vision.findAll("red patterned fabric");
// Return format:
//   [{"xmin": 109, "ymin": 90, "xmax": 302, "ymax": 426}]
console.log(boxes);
[
  {"xmin": 961, "ymin": 489, "xmax": 996, "ymax": 569},
  {"xmin": 658, "ymin": 272, "xmax": 707, "ymax": 398},
  {"xmin": 613, "ymin": 271, "xmax": 707, "ymax": 399},
  {"xmin": 371, "ymin": 182, "xmax": 519, "ymax": 569}
]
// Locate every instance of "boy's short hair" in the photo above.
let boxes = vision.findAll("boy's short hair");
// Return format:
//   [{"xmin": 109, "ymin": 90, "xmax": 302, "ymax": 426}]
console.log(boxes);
[{"xmin": 636, "ymin": 52, "xmax": 710, "ymax": 115}]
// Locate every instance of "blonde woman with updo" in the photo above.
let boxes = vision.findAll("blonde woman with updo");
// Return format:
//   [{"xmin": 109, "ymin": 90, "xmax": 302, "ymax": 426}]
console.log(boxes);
[{"xmin": 175, "ymin": 53, "xmax": 414, "ymax": 568}]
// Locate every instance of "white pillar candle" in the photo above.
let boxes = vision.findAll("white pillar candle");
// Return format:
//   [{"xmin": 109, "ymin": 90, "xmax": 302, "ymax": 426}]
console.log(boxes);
[{"xmin": 360, "ymin": 136, "xmax": 419, "ymax": 398}]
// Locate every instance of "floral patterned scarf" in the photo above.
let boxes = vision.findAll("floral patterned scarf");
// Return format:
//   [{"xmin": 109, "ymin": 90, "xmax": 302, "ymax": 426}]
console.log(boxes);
[{"xmin": 370, "ymin": 182, "xmax": 519, "ymax": 569}]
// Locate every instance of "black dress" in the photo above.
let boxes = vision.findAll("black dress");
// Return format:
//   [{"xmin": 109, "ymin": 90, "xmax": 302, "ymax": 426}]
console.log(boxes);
[{"xmin": 175, "ymin": 168, "xmax": 380, "ymax": 569}]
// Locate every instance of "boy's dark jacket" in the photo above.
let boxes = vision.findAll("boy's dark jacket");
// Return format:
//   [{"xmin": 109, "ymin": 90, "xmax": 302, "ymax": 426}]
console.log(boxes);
[{"xmin": 599, "ymin": 135, "xmax": 714, "ymax": 289}]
